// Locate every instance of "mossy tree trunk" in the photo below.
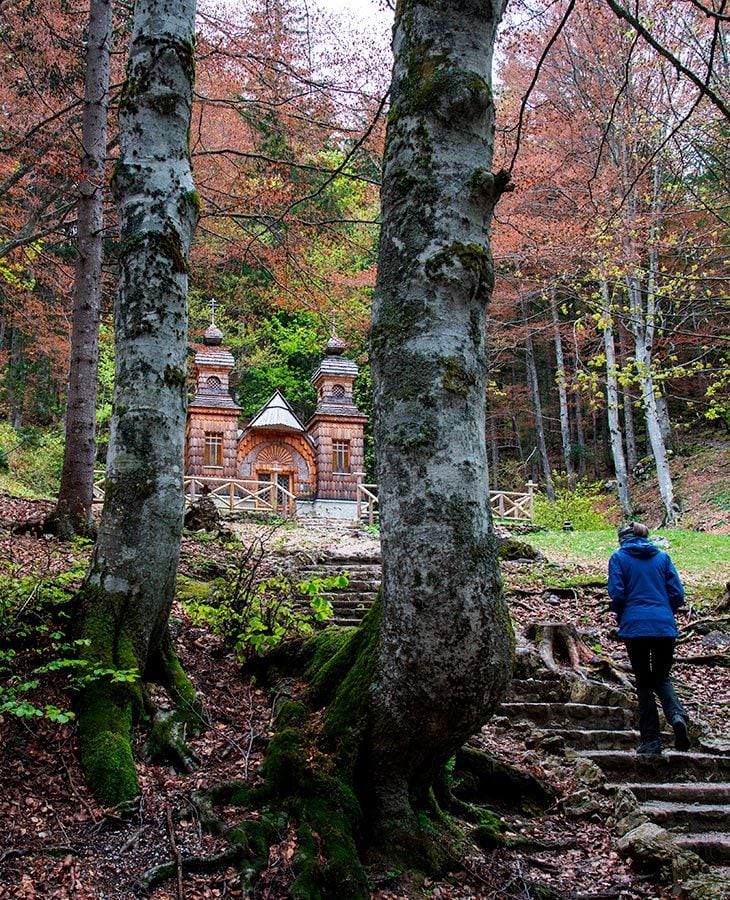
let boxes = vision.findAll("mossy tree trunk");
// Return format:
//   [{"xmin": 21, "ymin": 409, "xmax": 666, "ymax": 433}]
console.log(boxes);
[
  {"xmin": 54, "ymin": 0, "xmax": 111, "ymax": 539},
  {"xmin": 368, "ymin": 0, "xmax": 514, "ymax": 842},
  {"xmin": 74, "ymin": 0, "xmax": 199, "ymax": 806}
]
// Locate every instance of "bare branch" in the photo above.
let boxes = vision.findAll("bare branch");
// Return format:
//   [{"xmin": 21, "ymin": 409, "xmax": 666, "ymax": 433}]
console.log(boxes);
[
  {"xmin": 509, "ymin": 0, "xmax": 578, "ymax": 172},
  {"xmin": 603, "ymin": 0, "xmax": 730, "ymax": 120}
]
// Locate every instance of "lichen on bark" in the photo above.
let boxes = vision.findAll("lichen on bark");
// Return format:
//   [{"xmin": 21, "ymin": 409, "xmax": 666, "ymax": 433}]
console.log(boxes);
[
  {"xmin": 73, "ymin": 0, "xmax": 200, "ymax": 806},
  {"xmin": 367, "ymin": 0, "xmax": 515, "ymax": 847}
]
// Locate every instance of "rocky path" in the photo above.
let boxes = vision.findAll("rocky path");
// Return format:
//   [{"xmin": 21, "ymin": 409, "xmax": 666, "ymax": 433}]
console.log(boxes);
[
  {"xmin": 295, "ymin": 547, "xmax": 730, "ymax": 895},
  {"xmin": 501, "ymin": 670, "xmax": 730, "ymax": 896},
  {"xmin": 297, "ymin": 550, "xmax": 381, "ymax": 626}
]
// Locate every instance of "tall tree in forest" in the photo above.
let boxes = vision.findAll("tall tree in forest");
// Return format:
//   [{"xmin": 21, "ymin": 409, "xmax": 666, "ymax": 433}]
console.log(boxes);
[
  {"xmin": 74, "ymin": 0, "xmax": 199, "ymax": 803},
  {"xmin": 549, "ymin": 284, "xmax": 574, "ymax": 478},
  {"xmin": 599, "ymin": 277, "xmax": 632, "ymax": 518},
  {"xmin": 522, "ymin": 294, "xmax": 556, "ymax": 500},
  {"xmin": 365, "ymin": 0, "xmax": 514, "ymax": 841},
  {"xmin": 53, "ymin": 0, "xmax": 112, "ymax": 538}
]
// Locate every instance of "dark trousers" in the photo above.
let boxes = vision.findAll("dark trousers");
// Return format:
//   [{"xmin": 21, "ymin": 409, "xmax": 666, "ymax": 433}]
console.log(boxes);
[{"xmin": 625, "ymin": 638, "xmax": 687, "ymax": 744}]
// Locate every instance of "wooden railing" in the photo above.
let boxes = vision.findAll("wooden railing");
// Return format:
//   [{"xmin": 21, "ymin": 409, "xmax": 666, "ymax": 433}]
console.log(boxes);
[
  {"xmin": 93, "ymin": 472, "xmax": 297, "ymax": 516},
  {"xmin": 355, "ymin": 478, "xmax": 536, "ymax": 523},
  {"xmin": 184, "ymin": 476, "xmax": 297, "ymax": 515},
  {"xmin": 355, "ymin": 481, "xmax": 379, "ymax": 525},
  {"xmin": 93, "ymin": 471, "xmax": 535, "ymax": 522},
  {"xmin": 490, "ymin": 483, "xmax": 536, "ymax": 521}
]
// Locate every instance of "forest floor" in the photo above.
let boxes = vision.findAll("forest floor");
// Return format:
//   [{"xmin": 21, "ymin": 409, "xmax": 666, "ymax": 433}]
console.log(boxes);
[{"xmin": 0, "ymin": 494, "xmax": 729, "ymax": 899}]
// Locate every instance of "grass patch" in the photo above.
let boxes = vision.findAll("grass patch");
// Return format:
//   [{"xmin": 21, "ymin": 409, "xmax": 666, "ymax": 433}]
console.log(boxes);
[{"xmin": 526, "ymin": 528, "xmax": 730, "ymax": 576}]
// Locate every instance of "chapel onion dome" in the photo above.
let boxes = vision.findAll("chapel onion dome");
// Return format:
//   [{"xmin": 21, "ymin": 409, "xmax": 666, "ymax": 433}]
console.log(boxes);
[
  {"xmin": 326, "ymin": 332, "xmax": 347, "ymax": 355},
  {"xmin": 203, "ymin": 323, "xmax": 224, "ymax": 346}
]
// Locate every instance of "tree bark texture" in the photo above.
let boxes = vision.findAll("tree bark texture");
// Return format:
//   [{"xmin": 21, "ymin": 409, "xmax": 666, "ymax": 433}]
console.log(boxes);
[
  {"xmin": 549, "ymin": 285, "xmax": 573, "ymax": 477},
  {"xmin": 55, "ymin": 0, "xmax": 112, "ymax": 538},
  {"xmin": 571, "ymin": 325, "xmax": 587, "ymax": 477},
  {"xmin": 76, "ymin": 0, "xmax": 199, "ymax": 805},
  {"xmin": 600, "ymin": 279, "xmax": 632, "ymax": 519},
  {"xmin": 618, "ymin": 320, "xmax": 638, "ymax": 470},
  {"xmin": 625, "ymin": 165, "xmax": 677, "ymax": 525},
  {"xmin": 369, "ymin": 0, "xmax": 513, "ymax": 834}
]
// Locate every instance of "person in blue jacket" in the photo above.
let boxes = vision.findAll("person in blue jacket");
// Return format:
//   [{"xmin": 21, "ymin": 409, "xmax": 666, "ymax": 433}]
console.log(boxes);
[{"xmin": 608, "ymin": 522, "xmax": 690, "ymax": 755}]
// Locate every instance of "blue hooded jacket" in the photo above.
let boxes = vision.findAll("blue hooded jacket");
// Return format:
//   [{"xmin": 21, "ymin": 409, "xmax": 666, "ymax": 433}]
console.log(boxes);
[{"xmin": 607, "ymin": 536, "xmax": 685, "ymax": 638}]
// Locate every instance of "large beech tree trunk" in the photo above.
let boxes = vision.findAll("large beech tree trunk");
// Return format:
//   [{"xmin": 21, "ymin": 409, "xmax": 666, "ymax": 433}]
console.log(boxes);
[
  {"xmin": 369, "ymin": 0, "xmax": 513, "ymax": 836},
  {"xmin": 75, "ymin": 0, "xmax": 198, "ymax": 806},
  {"xmin": 54, "ymin": 0, "xmax": 111, "ymax": 538}
]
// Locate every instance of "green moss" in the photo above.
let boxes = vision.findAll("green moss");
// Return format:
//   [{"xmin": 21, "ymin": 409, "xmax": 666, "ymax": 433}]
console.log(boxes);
[
  {"xmin": 161, "ymin": 646, "xmax": 201, "ymax": 720},
  {"xmin": 302, "ymin": 627, "xmax": 353, "ymax": 683},
  {"xmin": 425, "ymin": 241, "xmax": 492, "ymax": 284},
  {"xmin": 322, "ymin": 601, "xmax": 380, "ymax": 771},
  {"xmin": 275, "ymin": 699, "xmax": 309, "ymax": 728},
  {"xmin": 176, "ymin": 575, "xmax": 211, "ymax": 604},
  {"xmin": 163, "ymin": 364, "xmax": 187, "ymax": 388},
  {"xmin": 148, "ymin": 93, "xmax": 178, "ymax": 116},
  {"xmin": 470, "ymin": 811, "xmax": 506, "ymax": 850},
  {"xmin": 262, "ymin": 727, "xmax": 308, "ymax": 795},
  {"xmin": 184, "ymin": 189, "xmax": 201, "ymax": 214},
  {"xmin": 442, "ymin": 356, "xmax": 476, "ymax": 397},
  {"xmin": 231, "ymin": 815, "xmax": 282, "ymax": 894},
  {"xmin": 74, "ymin": 587, "xmax": 145, "ymax": 805},
  {"xmin": 77, "ymin": 679, "xmax": 139, "ymax": 805}
]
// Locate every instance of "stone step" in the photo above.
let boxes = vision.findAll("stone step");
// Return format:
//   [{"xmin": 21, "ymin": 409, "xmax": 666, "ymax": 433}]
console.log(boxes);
[
  {"xmin": 578, "ymin": 750, "xmax": 730, "ymax": 781},
  {"xmin": 639, "ymin": 800, "xmax": 730, "ymax": 832},
  {"xmin": 500, "ymin": 702, "xmax": 634, "ymax": 729},
  {"xmin": 327, "ymin": 596, "xmax": 376, "ymax": 607},
  {"xmin": 508, "ymin": 678, "xmax": 572, "ymax": 703},
  {"xmin": 539, "ymin": 728, "xmax": 645, "ymax": 751},
  {"xmin": 673, "ymin": 832, "xmax": 730, "ymax": 864},
  {"xmin": 301, "ymin": 572, "xmax": 381, "ymax": 586},
  {"xmin": 320, "ymin": 592, "xmax": 378, "ymax": 603},
  {"xmin": 304, "ymin": 556, "xmax": 381, "ymax": 568},
  {"xmin": 611, "ymin": 782, "xmax": 730, "ymax": 804}
]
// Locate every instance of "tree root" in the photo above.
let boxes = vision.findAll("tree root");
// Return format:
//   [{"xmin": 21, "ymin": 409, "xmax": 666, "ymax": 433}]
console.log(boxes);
[
  {"xmin": 142, "ymin": 641, "xmax": 205, "ymax": 773},
  {"xmin": 453, "ymin": 745, "xmax": 555, "ymax": 813},
  {"xmin": 135, "ymin": 846, "xmax": 245, "ymax": 896},
  {"xmin": 676, "ymin": 653, "xmax": 730, "ymax": 667},
  {"xmin": 143, "ymin": 708, "xmax": 200, "ymax": 773},
  {"xmin": 524, "ymin": 621, "xmax": 632, "ymax": 686},
  {"xmin": 525, "ymin": 622, "xmax": 596, "ymax": 674},
  {"xmin": 188, "ymin": 780, "xmax": 252, "ymax": 837}
]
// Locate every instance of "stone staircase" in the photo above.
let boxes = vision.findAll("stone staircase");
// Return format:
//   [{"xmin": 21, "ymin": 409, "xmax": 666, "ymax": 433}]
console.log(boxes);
[
  {"xmin": 297, "ymin": 552, "xmax": 381, "ymax": 626},
  {"xmin": 499, "ymin": 672, "xmax": 730, "ymax": 892},
  {"xmin": 291, "ymin": 548, "xmax": 730, "ymax": 891}
]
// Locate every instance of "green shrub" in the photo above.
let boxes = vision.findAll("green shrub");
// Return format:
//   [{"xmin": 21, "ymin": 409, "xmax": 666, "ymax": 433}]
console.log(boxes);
[
  {"xmin": 533, "ymin": 480, "xmax": 614, "ymax": 531},
  {"xmin": 0, "ymin": 563, "xmax": 138, "ymax": 724},
  {"xmin": 0, "ymin": 423, "xmax": 65, "ymax": 497},
  {"xmin": 180, "ymin": 548, "xmax": 341, "ymax": 663}
]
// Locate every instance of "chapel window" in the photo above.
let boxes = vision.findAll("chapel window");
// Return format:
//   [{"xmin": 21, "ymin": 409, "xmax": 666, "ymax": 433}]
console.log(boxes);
[
  {"xmin": 331, "ymin": 384, "xmax": 345, "ymax": 400},
  {"xmin": 332, "ymin": 440, "xmax": 350, "ymax": 474},
  {"xmin": 204, "ymin": 432, "xmax": 223, "ymax": 467},
  {"xmin": 205, "ymin": 376, "xmax": 222, "ymax": 391}
]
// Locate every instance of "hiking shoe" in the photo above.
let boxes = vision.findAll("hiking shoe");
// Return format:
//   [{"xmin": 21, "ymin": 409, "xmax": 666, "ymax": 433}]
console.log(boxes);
[
  {"xmin": 636, "ymin": 740, "xmax": 663, "ymax": 755},
  {"xmin": 672, "ymin": 717, "xmax": 690, "ymax": 751}
]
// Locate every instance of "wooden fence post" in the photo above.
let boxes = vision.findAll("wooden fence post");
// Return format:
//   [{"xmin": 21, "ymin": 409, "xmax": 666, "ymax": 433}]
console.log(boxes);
[{"xmin": 526, "ymin": 480, "xmax": 536, "ymax": 520}]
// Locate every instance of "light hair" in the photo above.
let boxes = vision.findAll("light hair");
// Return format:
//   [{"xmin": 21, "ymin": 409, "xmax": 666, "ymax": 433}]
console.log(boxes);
[{"xmin": 632, "ymin": 522, "xmax": 649, "ymax": 538}]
